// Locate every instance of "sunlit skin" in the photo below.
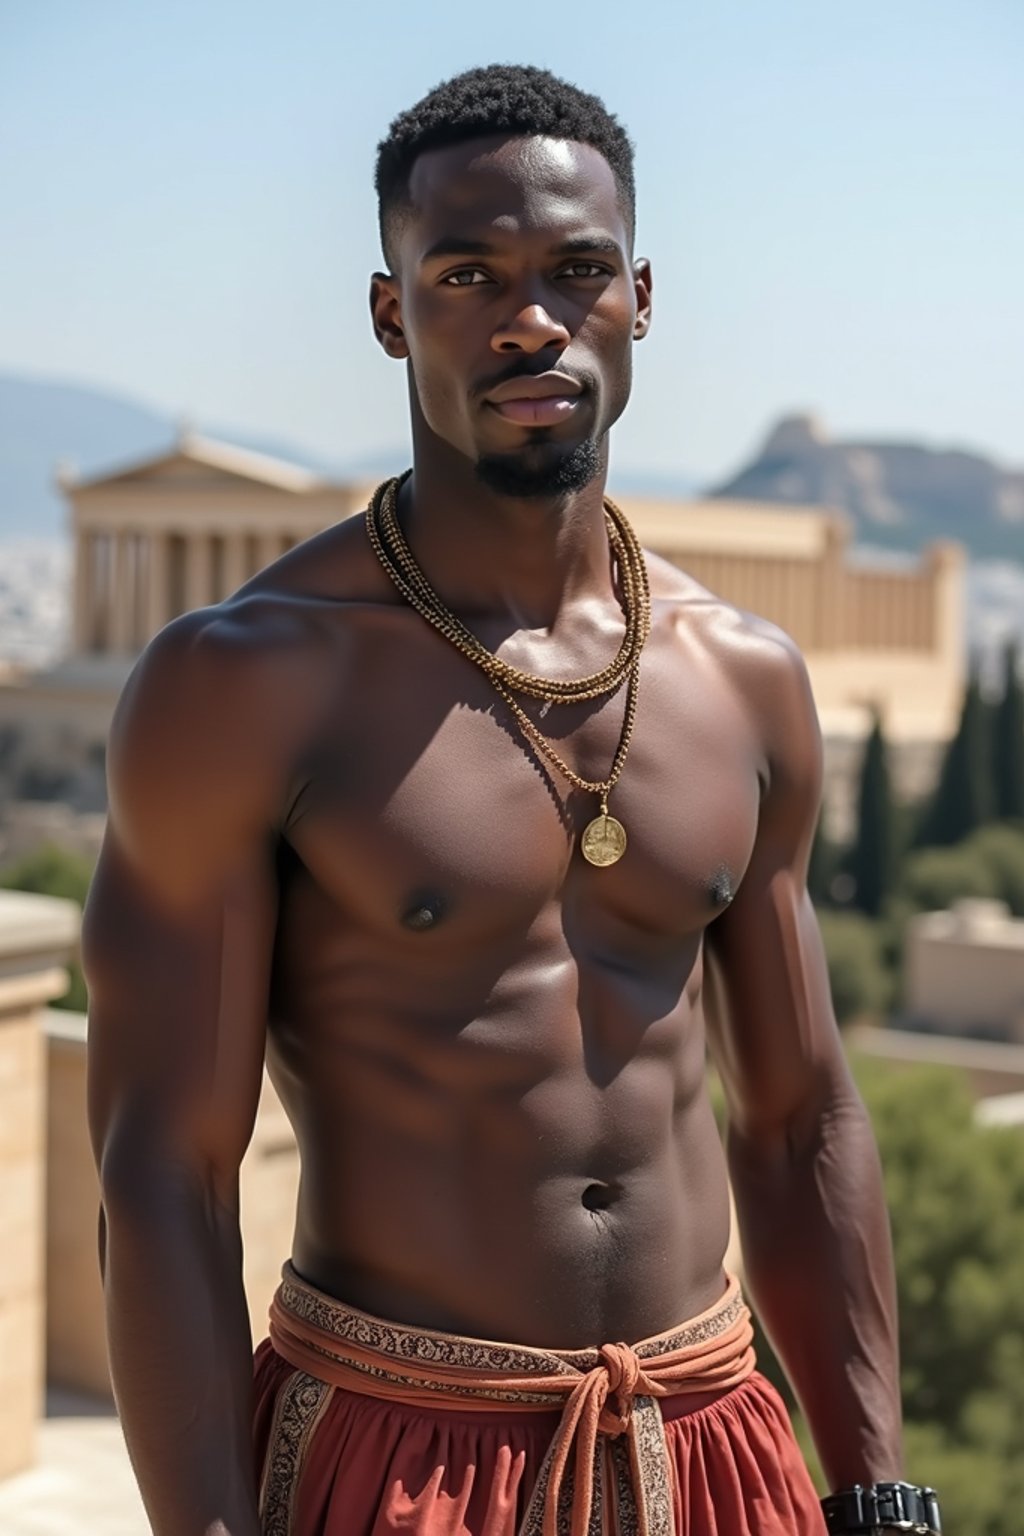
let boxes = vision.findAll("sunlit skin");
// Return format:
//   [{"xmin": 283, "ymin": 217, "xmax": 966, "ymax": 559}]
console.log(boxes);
[{"xmin": 84, "ymin": 132, "xmax": 903, "ymax": 1536}]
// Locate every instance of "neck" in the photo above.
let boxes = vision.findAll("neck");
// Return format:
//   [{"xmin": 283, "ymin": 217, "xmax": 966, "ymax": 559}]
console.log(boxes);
[{"xmin": 399, "ymin": 434, "xmax": 616, "ymax": 633}]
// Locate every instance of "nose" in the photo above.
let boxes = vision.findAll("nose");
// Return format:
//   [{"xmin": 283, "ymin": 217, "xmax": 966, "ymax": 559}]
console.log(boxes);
[{"xmin": 491, "ymin": 301, "xmax": 571, "ymax": 355}]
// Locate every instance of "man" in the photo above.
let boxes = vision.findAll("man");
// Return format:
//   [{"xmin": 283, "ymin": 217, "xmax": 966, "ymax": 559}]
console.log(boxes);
[{"xmin": 85, "ymin": 64, "xmax": 938, "ymax": 1536}]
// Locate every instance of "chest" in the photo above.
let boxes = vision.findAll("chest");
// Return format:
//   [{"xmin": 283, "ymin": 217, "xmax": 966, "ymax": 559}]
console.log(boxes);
[{"xmin": 280, "ymin": 618, "xmax": 763, "ymax": 947}]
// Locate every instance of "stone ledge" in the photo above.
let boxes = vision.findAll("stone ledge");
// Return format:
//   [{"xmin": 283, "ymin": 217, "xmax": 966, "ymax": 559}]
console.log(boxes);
[{"xmin": 0, "ymin": 893, "xmax": 81, "ymax": 995}]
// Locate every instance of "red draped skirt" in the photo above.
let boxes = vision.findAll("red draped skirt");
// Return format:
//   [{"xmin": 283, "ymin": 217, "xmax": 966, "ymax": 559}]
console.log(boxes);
[{"xmin": 253, "ymin": 1340, "xmax": 826, "ymax": 1536}]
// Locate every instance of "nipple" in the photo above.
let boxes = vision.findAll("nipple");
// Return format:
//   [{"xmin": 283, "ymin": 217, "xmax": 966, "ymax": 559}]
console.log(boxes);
[
  {"xmin": 401, "ymin": 892, "xmax": 446, "ymax": 932},
  {"xmin": 707, "ymin": 864, "xmax": 736, "ymax": 908}
]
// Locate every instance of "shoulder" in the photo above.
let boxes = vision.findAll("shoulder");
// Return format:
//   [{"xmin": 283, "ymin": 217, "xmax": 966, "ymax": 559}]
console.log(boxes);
[
  {"xmin": 646, "ymin": 548, "xmax": 822, "ymax": 796},
  {"xmin": 112, "ymin": 592, "xmax": 317, "ymax": 753},
  {"xmin": 106, "ymin": 591, "xmax": 325, "ymax": 861},
  {"xmin": 114, "ymin": 512, "xmax": 384, "ymax": 742}
]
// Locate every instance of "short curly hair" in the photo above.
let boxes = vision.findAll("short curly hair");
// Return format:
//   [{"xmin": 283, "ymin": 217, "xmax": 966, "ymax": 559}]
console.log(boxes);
[{"xmin": 375, "ymin": 64, "xmax": 635, "ymax": 268}]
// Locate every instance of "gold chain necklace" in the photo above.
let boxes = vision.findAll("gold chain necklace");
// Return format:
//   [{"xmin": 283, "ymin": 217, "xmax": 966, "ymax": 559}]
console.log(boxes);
[{"xmin": 364, "ymin": 473, "xmax": 651, "ymax": 866}]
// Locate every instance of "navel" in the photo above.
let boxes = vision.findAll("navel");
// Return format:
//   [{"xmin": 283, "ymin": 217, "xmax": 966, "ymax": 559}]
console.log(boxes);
[{"xmin": 581, "ymin": 1181, "xmax": 617, "ymax": 1213}]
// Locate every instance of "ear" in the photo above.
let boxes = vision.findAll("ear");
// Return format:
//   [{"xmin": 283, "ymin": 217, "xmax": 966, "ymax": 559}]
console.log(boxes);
[
  {"xmin": 370, "ymin": 272, "xmax": 409, "ymax": 360},
  {"xmin": 632, "ymin": 258, "xmax": 653, "ymax": 341}
]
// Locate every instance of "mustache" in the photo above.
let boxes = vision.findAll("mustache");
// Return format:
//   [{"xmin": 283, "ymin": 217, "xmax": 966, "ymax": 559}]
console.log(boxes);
[{"xmin": 473, "ymin": 361, "xmax": 597, "ymax": 401}]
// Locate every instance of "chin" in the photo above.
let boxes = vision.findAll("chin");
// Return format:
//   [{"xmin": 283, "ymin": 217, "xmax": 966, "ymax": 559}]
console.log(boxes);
[{"xmin": 474, "ymin": 437, "xmax": 604, "ymax": 500}]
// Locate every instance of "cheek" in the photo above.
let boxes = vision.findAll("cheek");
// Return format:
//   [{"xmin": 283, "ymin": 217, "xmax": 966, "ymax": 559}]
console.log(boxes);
[
  {"xmin": 581, "ymin": 303, "xmax": 635, "ymax": 407},
  {"xmin": 411, "ymin": 351, "xmax": 463, "ymax": 423},
  {"xmin": 405, "ymin": 342, "xmax": 474, "ymax": 443}
]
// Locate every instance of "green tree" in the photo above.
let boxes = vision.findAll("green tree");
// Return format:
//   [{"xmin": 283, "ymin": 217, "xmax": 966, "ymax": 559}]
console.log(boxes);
[
  {"xmin": 900, "ymin": 842, "xmax": 1000, "ymax": 913},
  {"xmin": 0, "ymin": 843, "xmax": 95, "ymax": 1012},
  {"xmin": 848, "ymin": 712, "xmax": 894, "ymax": 917},
  {"xmin": 964, "ymin": 823, "xmax": 1024, "ymax": 916},
  {"xmin": 915, "ymin": 665, "xmax": 991, "ymax": 848},
  {"xmin": 993, "ymin": 639, "xmax": 1024, "ymax": 822},
  {"xmin": 899, "ymin": 824, "xmax": 1024, "ymax": 918}
]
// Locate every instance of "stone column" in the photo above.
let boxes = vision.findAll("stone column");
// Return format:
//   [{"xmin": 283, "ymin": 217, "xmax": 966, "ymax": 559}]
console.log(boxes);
[
  {"xmin": 72, "ymin": 531, "xmax": 95, "ymax": 654},
  {"xmin": 0, "ymin": 892, "xmax": 80, "ymax": 1480},
  {"xmin": 256, "ymin": 532, "xmax": 281, "ymax": 573},
  {"xmin": 223, "ymin": 531, "xmax": 250, "ymax": 596},
  {"xmin": 145, "ymin": 531, "xmax": 171, "ymax": 642},
  {"xmin": 184, "ymin": 532, "xmax": 211, "ymax": 611},
  {"xmin": 926, "ymin": 541, "xmax": 966, "ymax": 736},
  {"xmin": 817, "ymin": 517, "xmax": 848, "ymax": 652},
  {"xmin": 109, "ymin": 532, "xmax": 136, "ymax": 654},
  {"xmin": 91, "ymin": 534, "xmax": 110, "ymax": 655}
]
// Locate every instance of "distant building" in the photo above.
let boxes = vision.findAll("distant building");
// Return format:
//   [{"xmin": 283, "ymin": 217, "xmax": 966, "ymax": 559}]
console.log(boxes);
[
  {"xmin": 0, "ymin": 431, "xmax": 965, "ymax": 827},
  {"xmin": 905, "ymin": 900, "xmax": 1024, "ymax": 1042},
  {"xmin": 64, "ymin": 433, "xmax": 376, "ymax": 658}
]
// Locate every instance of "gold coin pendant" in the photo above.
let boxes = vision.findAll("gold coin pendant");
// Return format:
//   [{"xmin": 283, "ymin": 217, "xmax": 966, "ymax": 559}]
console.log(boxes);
[{"xmin": 580, "ymin": 813, "xmax": 628, "ymax": 867}]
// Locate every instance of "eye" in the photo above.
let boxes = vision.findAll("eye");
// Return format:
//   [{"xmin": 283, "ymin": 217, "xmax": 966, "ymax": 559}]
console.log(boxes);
[
  {"xmin": 441, "ymin": 268, "xmax": 491, "ymax": 287},
  {"xmin": 559, "ymin": 261, "xmax": 612, "ymax": 279}
]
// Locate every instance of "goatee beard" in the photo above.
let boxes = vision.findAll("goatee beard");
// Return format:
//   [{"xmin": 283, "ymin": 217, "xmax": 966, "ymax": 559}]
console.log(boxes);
[{"xmin": 474, "ymin": 438, "xmax": 603, "ymax": 500}]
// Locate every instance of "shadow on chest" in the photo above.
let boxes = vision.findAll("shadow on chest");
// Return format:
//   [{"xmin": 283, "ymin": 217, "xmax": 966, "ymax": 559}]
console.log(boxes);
[{"xmin": 281, "ymin": 670, "xmax": 761, "ymax": 942}]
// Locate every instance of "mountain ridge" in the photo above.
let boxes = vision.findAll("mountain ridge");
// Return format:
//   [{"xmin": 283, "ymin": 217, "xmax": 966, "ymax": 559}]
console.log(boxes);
[{"xmin": 710, "ymin": 413, "xmax": 1023, "ymax": 561}]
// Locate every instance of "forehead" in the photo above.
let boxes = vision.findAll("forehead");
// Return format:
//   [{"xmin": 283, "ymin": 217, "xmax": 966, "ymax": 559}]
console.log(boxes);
[{"xmin": 403, "ymin": 134, "xmax": 627, "ymax": 250}]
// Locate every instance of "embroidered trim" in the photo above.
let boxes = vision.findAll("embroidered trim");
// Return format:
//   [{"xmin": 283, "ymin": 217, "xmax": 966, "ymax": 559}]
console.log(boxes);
[
  {"xmin": 517, "ymin": 1437, "xmax": 605, "ymax": 1536},
  {"xmin": 259, "ymin": 1371, "xmax": 334, "ymax": 1536},
  {"xmin": 278, "ymin": 1266, "xmax": 746, "ymax": 1373},
  {"xmin": 631, "ymin": 1397, "xmax": 673, "ymax": 1536},
  {"xmin": 293, "ymin": 1328, "xmax": 561, "ymax": 1404}
]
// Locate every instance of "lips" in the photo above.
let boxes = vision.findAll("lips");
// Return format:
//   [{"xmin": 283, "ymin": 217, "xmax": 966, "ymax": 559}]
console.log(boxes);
[{"xmin": 484, "ymin": 370, "xmax": 584, "ymax": 427}]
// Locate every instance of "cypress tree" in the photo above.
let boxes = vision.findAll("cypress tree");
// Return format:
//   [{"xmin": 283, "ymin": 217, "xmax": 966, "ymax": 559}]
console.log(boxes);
[
  {"xmin": 916, "ymin": 663, "xmax": 991, "ymax": 848},
  {"xmin": 993, "ymin": 639, "xmax": 1024, "ymax": 821},
  {"xmin": 849, "ymin": 711, "xmax": 893, "ymax": 916}
]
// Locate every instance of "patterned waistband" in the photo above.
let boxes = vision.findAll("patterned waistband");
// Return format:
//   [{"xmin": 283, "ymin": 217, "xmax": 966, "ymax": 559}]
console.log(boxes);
[
  {"xmin": 264, "ymin": 1264, "xmax": 756, "ymax": 1536},
  {"xmin": 273, "ymin": 1261, "xmax": 749, "ymax": 1375}
]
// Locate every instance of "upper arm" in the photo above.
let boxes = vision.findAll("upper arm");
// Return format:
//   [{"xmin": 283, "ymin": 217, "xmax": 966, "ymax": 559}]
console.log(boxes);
[
  {"xmin": 703, "ymin": 626, "xmax": 850, "ymax": 1143},
  {"xmin": 84, "ymin": 611, "xmax": 290, "ymax": 1201}
]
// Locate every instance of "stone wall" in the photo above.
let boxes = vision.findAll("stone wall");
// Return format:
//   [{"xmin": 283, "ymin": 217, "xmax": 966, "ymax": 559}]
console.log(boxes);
[
  {"xmin": 904, "ymin": 901, "xmax": 1024, "ymax": 1041},
  {"xmin": 0, "ymin": 891, "xmax": 79, "ymax": 1480},
  {"xmin": 44, "ymin": 1012, "xmax": 300, "ymax": 1399}
]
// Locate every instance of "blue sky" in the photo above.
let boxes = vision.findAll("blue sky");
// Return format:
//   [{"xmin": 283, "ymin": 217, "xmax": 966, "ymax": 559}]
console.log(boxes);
[{"xmin": 2, "ymin": 0, "xmax": 1021, "ymax": 483}]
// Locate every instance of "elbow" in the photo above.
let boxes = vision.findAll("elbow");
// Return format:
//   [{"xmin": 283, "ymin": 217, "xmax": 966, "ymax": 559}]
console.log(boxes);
[
  {"xmin": 728, "ymin": 1055, "xmax": 865, "ymax": 1166},
  {"xmin": 96, "ymin": 1119, "xmax": 240, "ymax": 1237}
]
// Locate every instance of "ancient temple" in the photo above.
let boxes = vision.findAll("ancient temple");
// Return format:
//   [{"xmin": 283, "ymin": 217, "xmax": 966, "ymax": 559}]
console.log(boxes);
[{"xmin": 57, "ymin": 429, "xmax": 963, "ymax": 744}]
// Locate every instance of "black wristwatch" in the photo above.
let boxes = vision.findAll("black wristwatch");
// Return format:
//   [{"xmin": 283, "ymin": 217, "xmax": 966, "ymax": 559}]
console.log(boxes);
[{"xmin": 821, "ymin": 1482, "xmax": 942, "ymax": 1534}]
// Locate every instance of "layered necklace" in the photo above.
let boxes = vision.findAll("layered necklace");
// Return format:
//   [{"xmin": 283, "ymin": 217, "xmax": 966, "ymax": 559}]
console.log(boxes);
[{"xmin": 364, "ymin": 473, "xmax": 651, "ymax": 867}]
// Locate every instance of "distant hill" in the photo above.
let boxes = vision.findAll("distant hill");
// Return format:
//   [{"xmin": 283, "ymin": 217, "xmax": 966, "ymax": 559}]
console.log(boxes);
[
  {"xmin": 0, "ymin": 374, "xmax": 174, "ymax": 537},
  {"xmin": 710, "ymin": 413, "xmax": 1024, "ymax": 561},
  {"xmin": 0, "ymin": 373, "xmax": 383, "ymax": 539}
]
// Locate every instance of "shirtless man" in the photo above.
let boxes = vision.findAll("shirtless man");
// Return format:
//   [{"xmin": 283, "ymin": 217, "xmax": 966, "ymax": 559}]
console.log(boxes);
[{"xmin": 85, "ymin": 63, "xmax": 938, "ymax": 1536}]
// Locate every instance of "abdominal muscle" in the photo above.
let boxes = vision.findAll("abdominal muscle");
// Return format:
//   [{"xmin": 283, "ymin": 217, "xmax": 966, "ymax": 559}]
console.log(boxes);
[{"xmin": 271, "ymin": 976, "xmax": 734, "ymax": 1351}]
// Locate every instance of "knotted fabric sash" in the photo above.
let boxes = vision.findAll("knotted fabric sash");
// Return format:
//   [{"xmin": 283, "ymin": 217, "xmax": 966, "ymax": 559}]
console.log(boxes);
[{"xmin": 267, "ymin": 1265, "xmax": 755, "ymax": 1536}]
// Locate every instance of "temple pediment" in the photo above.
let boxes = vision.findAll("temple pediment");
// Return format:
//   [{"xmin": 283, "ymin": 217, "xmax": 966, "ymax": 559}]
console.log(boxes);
[{"xmin": 64, "ymin": 432, "xmax": 327, "ymax": 496}]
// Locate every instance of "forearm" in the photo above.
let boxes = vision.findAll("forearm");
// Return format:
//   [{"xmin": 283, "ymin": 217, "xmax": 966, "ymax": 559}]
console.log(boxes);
[
  {"xmin": 101, "ymin": 1161, "xmax": 261, "ymax": 1536},
  {"xmin": 728, "ymin": 1082, "xmax": 902, "ymax": 1491}
]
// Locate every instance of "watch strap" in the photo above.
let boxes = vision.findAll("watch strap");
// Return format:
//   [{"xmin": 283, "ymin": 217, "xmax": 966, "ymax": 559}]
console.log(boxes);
[{"xmin": 821, "ymin": 1481, "xmax": 942, "ymax": 1534}]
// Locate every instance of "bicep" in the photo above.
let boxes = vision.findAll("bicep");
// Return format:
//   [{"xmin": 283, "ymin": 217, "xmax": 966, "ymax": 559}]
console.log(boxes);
[
  {"xmin": 84, "ymin": 834, "xmax": 277, "ymax": 1193},
  {"xmin": 84, "ymin": 624, "xmax": 282, "ymax": 1197},
  {"xmin": 703, "ymin": 636, "xmax": 848, "ymax": 1142}
]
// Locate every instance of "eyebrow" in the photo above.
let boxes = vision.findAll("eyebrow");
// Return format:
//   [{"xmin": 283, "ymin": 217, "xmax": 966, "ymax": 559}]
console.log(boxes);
[{"xmin": 420, "ymin": 233, "xmax": 623, "ymax": 263}]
